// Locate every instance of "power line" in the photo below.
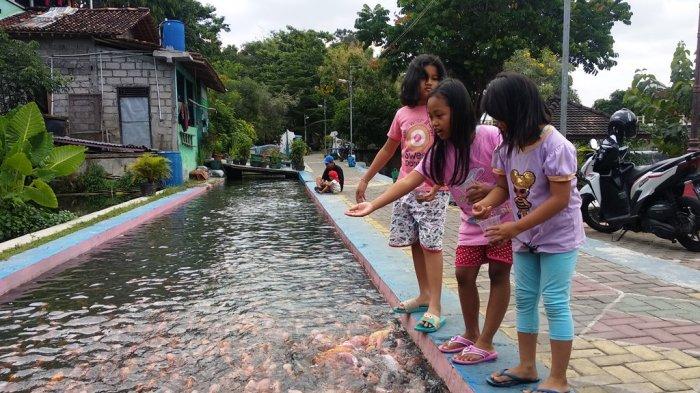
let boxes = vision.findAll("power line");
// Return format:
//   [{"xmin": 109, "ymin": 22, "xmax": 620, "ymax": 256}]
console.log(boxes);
[{"xmin": 380, "ymin": 0, "xmax": 438, "ymax": 58}]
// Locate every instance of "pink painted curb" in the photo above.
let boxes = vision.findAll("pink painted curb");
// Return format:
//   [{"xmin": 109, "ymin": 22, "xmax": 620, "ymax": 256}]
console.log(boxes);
[
  {"xmin": 0, "ymin": 182, "xmax": 220, "ymax": 297},
  {"xmin": 303, "ymin": 186, "xmax": 474, "ymax": 393}
]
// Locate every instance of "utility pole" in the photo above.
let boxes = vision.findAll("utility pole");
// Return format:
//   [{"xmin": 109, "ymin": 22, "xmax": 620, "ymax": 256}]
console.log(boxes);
[
  {"xmin": 339, "ymin": 75, "xmax": 354, "ymax": 155},
  {"xmin": 689, "ymin": 3, "xmax": 700, "ymax": 152},
  {"xmin": 559, "ymin": 0, "xmax": 571, "ymax": 137},
  {"xmin": 303, "ymin": 114, "xmax": 309, "ymax": 144},
  {"xmin": 319, "ymin": 99, "xmax": 327, "ymax": 153}
]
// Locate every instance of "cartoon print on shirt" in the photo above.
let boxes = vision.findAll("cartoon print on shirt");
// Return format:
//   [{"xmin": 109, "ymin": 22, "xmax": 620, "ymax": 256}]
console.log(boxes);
[{"xmin": 510, "ymin": 169, "xmax": 536, "ymax": 219}]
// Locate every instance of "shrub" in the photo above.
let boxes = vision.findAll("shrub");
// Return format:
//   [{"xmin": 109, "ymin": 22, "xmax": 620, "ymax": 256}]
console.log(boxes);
[
  {"xmin": 130, "ymin": 153, "xmax": 171, "ymax": 184},
  {"xmin": 0, "ymin": 102, "xmax": 85, "ymax": 208},
  {"xmin": 114, "ymin": 170, "xmax": 137, "ymax": 192},
  {"xmin": 0, "ymin": 201, "xmax": 76, "ymax": 242},
  {"xmin": 75, "ymin": 163, "xmax": 110, "ymax": 193}
]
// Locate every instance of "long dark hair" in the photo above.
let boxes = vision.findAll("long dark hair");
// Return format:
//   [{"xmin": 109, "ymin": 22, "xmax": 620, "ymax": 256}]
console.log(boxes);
[
  {"xmin": 481, "ymin": 72, "xmax": 552, "ymax": 154},
  {"xmin": 422, "ymin": 78, "xmax": 476, "ymax": 186},
  {"xmin": 400, "ymin": 54, "xmax": 446, "ymax": 107}
]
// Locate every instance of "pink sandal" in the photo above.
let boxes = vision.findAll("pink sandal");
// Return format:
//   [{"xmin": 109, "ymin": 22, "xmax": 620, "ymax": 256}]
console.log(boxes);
[
  {"xmin": 452, "ymin": 345, "xmax": 498, "ymax": 365},
  {"xmin": 438, "ymin": 336, "xmax": 474, "ymax": 354}
]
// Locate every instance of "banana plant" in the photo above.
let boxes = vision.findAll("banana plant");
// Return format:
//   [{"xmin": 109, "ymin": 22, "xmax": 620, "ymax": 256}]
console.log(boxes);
[{"xmin": 0, "ymin": 102, "xmax": 85, "ymax": 208}]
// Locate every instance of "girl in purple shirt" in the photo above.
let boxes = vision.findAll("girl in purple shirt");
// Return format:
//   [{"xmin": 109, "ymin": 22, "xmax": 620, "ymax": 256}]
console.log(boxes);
[{"xmin": 474, "ymin": 72, "xmax": 585, "ymax": 393}]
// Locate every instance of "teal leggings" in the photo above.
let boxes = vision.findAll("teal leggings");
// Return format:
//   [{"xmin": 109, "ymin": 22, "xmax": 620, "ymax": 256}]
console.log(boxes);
[{"xmin": 514, "ymin": 250, "xmax": 578, "ymax": 341}]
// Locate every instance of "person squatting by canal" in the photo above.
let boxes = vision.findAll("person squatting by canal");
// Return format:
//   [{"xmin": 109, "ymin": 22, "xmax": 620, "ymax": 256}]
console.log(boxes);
[
  {"xmin": 351, "ymin": 54, "xmax": 450, "ymax": 333},
  {"xmin": 316, "ymin": 155, "xmax": 345, "ymax": 192},
  {"xmin": 475, "ymin": 72, "xmax": 585, "ymax": 393},
  {"xmin": 316, "ymin": 170, "xmax": 342, "ymax": 194},
  {"xmin": 348, "ymin": 77, "xmax": 514, "ymax": 365}
]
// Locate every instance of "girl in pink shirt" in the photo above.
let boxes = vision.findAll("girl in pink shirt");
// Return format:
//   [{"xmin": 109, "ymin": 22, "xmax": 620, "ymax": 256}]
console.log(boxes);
[
  {"xmin": 348, "ymin": 79, "xmax": 512, "ymax": 347},
  {"xmin": 354, "ymin": 54, "xmax": 449, "ymax": 333}
]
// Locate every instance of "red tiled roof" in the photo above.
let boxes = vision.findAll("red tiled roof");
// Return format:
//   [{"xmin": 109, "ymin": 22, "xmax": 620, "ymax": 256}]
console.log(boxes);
[
  {"xmin": 547, "ymin": 98, "xmax": 611, "ymax": 141},
  {"xmin": 0, "ymin": 8, "xmax": 158, "ymax": 44}
]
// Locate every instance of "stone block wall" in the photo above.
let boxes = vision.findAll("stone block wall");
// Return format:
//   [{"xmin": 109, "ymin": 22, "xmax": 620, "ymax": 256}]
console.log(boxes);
[{"xmin": 36, "ymin": 39, "xmax": 178, "ymax": 151}]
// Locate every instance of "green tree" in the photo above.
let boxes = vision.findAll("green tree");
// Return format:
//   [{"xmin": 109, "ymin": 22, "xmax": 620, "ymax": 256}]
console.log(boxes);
[
  {"xmin": 238, "ymin": 27, "xmax": 332, "ymax": 131},
  {"xmin": 0, "ymin": 31, "xmax": 67, "ymax": 114},
  {"xmin": 319, "ymin": 43, "xmax": 399, "ymax": 148},
  {"xmin": 593, "ymin": 89, "xmax": 626, "ymax": 115},
  {"xmin": 623, "ymin": 42, "xmax": 694, "ymax": 156},
  {"xmin": 356, "ymin": 0, "xmax": 632, "ymax": 98},
  {"xmin": 503, "ymin": 48, "xmax": 579, "ymax": 102},
  {"xmin": 101, "ymin": 0, "xmax": 229, "ymax": 58}
]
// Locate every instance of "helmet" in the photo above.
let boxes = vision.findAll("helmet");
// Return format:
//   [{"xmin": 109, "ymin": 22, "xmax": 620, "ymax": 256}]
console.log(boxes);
[{"xmin": 608, "ymin": 109, "xmax": 638, "ymax": 141}]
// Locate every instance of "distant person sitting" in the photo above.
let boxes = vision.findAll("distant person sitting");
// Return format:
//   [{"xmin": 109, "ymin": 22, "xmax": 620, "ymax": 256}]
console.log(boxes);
[
  {"xmin": 316, "ymin": 155, "xmax": 344, "ymax": 191},
  {"xmin": 316, "ymin": 170, "xmax": 342, "ymax": 194}
]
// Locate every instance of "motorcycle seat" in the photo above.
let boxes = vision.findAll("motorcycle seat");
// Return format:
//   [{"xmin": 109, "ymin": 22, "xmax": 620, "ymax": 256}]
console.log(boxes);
[{"xmin": 625, "ymin": 156, "xmax": 686, "ymax": 183}]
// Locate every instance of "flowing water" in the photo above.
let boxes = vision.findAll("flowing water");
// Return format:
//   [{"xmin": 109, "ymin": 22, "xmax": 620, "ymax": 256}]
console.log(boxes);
[{"xmin": 0, "ymin": 180, "xmax": 447, "ymax": 393}]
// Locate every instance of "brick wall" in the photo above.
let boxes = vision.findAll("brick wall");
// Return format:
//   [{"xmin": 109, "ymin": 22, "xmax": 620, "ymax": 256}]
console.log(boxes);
[{"xmin": 35, "ymin": 39, "xmax": 178, "ymax": 151}]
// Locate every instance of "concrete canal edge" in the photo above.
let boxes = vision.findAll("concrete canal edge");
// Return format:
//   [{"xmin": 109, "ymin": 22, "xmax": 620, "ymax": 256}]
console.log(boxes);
[
  {"xmin": 0, "ymin": 182, "xmax": 221, "ymax": 297},
  {"xmin": 299, "ymin": 171, "xmax": 535, "ymax": 393}
]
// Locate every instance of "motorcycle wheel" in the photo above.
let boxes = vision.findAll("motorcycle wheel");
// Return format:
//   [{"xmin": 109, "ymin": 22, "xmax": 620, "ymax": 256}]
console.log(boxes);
[
  {"xmin": 676, "ymin": 197, "xmax": 700, "ymax": 252},
  {"xmin": 581, "ymin": 194, "xmax": 620, "ymax": 234}
]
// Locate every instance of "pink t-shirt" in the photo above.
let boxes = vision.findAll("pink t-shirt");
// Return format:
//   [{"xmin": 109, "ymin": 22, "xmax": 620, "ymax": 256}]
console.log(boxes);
[
  {"xmin": 387, "ymin": 105, "xmax": 438, "ymax": 193},
  {"xmin": 415, "ymin": 125, "xmax": 512, "ymax": 245}
]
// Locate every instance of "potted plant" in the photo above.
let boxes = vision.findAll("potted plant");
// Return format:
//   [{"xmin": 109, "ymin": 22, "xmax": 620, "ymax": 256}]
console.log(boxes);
[
  {"xmin": 266, "ymin": 149, "xmax": 283, "ymax": 169},
  {"xmin": 290, "ymin": 139, "xmax": 308, "ymax": 170},
  {"xmin": 130, "ymin": 153, "xmax": 172, "ymax": 196},
  {"xmin": 229, "ymin": 132, "xmax": 253, "ymax": 165}
]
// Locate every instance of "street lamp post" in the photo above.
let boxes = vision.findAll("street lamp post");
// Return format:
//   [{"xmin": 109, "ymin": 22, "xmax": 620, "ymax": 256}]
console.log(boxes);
[
  {"xmin": 338, "ymin": 76, "xmax": 354, "ymax": 155},
  {"xmin": 303, "ymin": 114, "xmax": 309, "ymax": 144},
  {"xmin": 318, "ymin": 99, "xmax": 327, "ymax": 153}
]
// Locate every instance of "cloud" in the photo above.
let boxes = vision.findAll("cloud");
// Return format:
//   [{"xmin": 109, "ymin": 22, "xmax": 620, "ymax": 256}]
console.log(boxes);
[
  {"xmin": 202, "ymin": 0, "xmax": 399, "ymax": 49},
  {"xmin": 201, "ymin": 0, "xmax": 697, "ymax": 106},
  {"xmin": 572, "ymin": 0, "xmax": 697, "ymax": 106}
]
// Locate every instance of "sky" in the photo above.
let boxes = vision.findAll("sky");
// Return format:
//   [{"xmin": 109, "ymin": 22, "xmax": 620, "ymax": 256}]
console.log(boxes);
[{"xmin": 202, "ymin": 0, "xmax": 697, "ymax": 106}]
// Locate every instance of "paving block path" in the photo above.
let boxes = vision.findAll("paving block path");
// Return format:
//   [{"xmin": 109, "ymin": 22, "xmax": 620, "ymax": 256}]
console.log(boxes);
[{"xmin": 308, "ymin": 153, "xmax": 700, "ymax": 393}]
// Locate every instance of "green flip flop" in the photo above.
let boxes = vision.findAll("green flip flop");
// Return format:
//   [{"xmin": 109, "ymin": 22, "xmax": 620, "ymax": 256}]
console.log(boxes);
[
  {"xmin": 414, "ymin": 312, "xmax": 446, "ymax": 333},
  {"xmin": 392, "ymin": 298, "xmax": 429, "ymax": 314}
]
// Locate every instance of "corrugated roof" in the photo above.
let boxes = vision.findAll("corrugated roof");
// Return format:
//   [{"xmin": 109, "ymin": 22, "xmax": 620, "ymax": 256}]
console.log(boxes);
[
  {"xmin": 53, "ymin": 136, "xmax": 152, "ymax": 153},
  {"xmin": 0, "ymin": 7, "xmax": 158, "ymax": 44}
]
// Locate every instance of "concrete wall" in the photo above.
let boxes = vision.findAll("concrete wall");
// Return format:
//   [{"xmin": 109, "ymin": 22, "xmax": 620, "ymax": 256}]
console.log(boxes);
[
  {"xmin": 80, "ymin": 153, "xmax": 143, "ymax": 177},
  {"xmin": 35, "ymin": 39, "xmax": 178, "ymax": 151}
]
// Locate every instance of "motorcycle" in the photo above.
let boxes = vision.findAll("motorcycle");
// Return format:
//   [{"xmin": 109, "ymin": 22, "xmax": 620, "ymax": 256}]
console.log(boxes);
[{"xmin": 579, "ymin": 109, "xmax": 700, "ymax": 251}]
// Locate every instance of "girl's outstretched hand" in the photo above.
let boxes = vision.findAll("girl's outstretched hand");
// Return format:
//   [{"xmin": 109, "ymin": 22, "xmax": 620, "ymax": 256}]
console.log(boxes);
[
  {"xmin": 485, "ymin": 222, "xmax": 520, "ymax": 244},
  {"xmin": 346, "ymin": 202, "xmax": 374, "ymax": 217},
  {"xmin": 471, "ymin": 203, "xmax": 492, "ymax": 219}
]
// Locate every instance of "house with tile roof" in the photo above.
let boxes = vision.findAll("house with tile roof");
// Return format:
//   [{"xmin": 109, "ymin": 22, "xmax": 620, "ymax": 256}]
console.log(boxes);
[
  {"xmin": 547, "ymin": 97, "xmax": 650, "ymax": 142},
  {"xmin": 0, "ymin": 6, "xmax": 225, "ymax": 178}
]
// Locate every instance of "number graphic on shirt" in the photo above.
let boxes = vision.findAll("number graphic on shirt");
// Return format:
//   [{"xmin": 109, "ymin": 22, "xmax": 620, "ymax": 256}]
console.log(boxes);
[{"xmin": 510, "ymin": 170, "xmax": 536, "ymax": 219}]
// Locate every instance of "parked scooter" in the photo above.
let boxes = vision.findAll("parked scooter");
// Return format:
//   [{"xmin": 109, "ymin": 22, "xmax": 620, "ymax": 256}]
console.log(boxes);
[{"xmin": 579, "ymin": 109, "xmax": 700, "ymax": 251}]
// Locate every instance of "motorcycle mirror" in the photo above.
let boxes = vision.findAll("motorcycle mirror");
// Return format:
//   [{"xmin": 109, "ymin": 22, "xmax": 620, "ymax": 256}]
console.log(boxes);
[{"xmin": 590, "ymin": 139, "xmax": 600, "ymax": 150}]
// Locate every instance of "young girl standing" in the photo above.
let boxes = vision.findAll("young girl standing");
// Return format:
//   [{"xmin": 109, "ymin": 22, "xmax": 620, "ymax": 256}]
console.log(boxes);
[
  {"xmin": 348, "ymin": 78, "xmax": 513, "ymax": 348},
  {"xmin": 474, "ymin": 72, "xmax": 585, "ymax": 393},
  {"xmin": 354, "ymin": 54, "xmax": 448, "ymax": 332}
]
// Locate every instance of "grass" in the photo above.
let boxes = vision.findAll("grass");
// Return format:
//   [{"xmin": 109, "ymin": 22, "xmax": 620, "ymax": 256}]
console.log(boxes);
[{"xmin": 0, "ymin": 184, "xmax": 196, "ymax": 261}]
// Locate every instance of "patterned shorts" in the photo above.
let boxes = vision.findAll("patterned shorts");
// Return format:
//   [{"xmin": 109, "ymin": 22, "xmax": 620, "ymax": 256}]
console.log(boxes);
[
  {"xmin": 455, "ymin": 242, "xmax": 513, "ymax": 268},
  {"xmin": 388, "ymin": 191, "xmax": 450, "ymax": 252}
]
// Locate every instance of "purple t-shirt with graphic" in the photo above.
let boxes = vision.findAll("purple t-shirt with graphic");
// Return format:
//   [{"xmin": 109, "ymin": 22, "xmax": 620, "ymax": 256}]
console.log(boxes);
[{"xmin": 493, "ymin": 125, "xmax": 585, "ymax": 253}]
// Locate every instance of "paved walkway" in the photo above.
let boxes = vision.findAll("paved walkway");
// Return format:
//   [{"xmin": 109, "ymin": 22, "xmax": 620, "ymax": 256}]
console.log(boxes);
[{"xmin": 308, "ymin": 153, "xmax": 700, "ymax": 393}]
